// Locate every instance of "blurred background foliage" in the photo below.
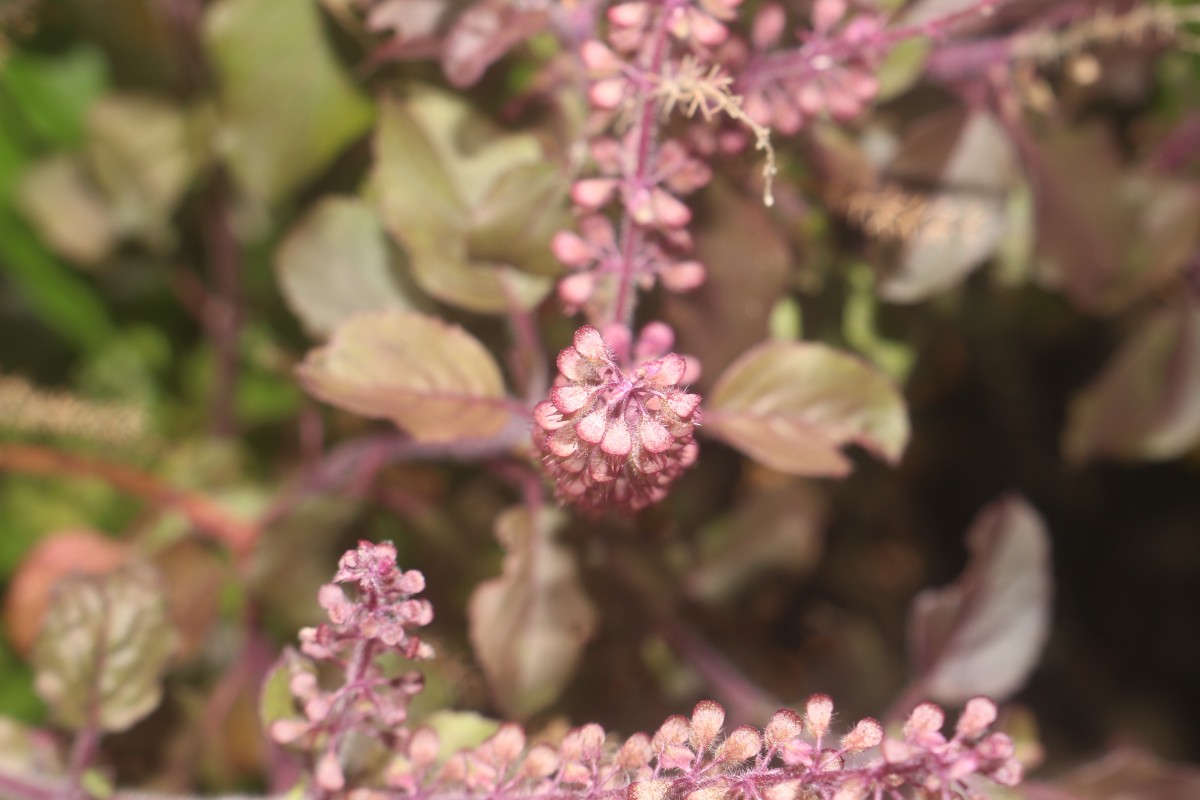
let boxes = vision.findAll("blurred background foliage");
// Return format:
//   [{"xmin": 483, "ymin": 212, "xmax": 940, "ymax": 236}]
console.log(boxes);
[{"xmin": 0, "ymin": 0, "xmax": 1199, "ymax": 797}]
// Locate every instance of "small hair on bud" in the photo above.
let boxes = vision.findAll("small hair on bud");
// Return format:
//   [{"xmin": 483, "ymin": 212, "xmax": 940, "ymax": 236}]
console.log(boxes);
[
  {"xmin": 839, "ymin": 717, "xmax": 883, "ymax": 753},
  {"xmin": 955, "ymin": 697, "xmax": 998, "ymax": 739},
  {"xmin": 817, "ymin": 749, "xmax": 844, "ymax": 772},
  {"xmin": 686, "ymin": 786, "xmax": 725, "ymax": 800},
  {"xmin": 713, "ymin": 725, "xmax": 762, "ymax": 763},
  {"xmin": 805, "ymin": 694, "xmax": 834, "ymax": 740},
  {"xmin": 689, "ymin": 700, "xmax": 726, "ymax": 752},
  {"xmin": 764, "ymin": 708, "xmax": 804, "ymax": 748},
  {"xmin": 904, "ymin": 703, "xmax": 945, "ymax": 738}
]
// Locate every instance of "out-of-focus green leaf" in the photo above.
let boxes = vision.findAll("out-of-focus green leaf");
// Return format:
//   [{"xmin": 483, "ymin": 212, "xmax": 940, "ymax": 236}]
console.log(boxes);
[
  {"xmin": 0, "ymin": 47, "xmax": 109, "ymax": 150},
  {"xmin": 876, "ymin": 38, "xmax": 930, "ymax": 101},
  {"xmin": 296, "ymin": 311, "xmax": 515, "ymax": 443},
  {"xmin": 203, "ymin": 0, "xmax": 374, "ymax": 204},
  {"xmin": 372, "ymin": 87, "xmax": 557, "ymax": 313},
  {"xmin": 15, "ymin": 155, "xmax": 117, "ymax": 266},
  {"xmin": 85, "ymin": 93, "xmax": 196, "ymax": 248},
  {"xmin": 705, "ymin": 340, "xmax": 910, "ymax": 476},
  {"xmin": 1064, "ymin": 298, "xmax": 1200, "ymax": 463},
  {"xmin": 467, "ymin": 506, "xmax": 597, "ymax": 718},
  {"xmin": 32, "ymin": 564, "xmax": 178, "ymax": 732},
  {"xmin": 0, "ymin": 208, "xmax": 115, "ymax": 349},
  {"xmin": 421, "ymin": 710, "xmax": 500, "ymax": 760},
  {"xmin": 259, "ymin": 647, "xmax": 313, "ymax": 733},
  {"xmin": 275, "ymin": 196, "xmax": 412, "ymax": 338},
  {"xmin": 468, "ymin": 162, "xmax": 567, "ymax": 277}
]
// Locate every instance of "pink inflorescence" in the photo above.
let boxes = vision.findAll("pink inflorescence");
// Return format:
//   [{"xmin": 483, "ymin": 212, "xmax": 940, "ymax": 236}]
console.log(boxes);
[{"xmin": 533, "ymin": 325, "xmax": 701, "ymax": 513}]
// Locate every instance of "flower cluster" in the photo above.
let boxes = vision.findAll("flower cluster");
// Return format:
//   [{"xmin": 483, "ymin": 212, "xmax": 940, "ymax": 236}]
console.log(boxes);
[
  {"xmin": 390, "ymin": 693, "xmax": 1022, "ymax": 800},
  {"xmin": 533, "ymin": 325, "xmax": 701, "ymax": 514},
  {"xmin": 268, "ymin": 541, "xmax": 434, "ymax": 793},
  {"xmin": 269, "ymin": 545, "xmax": 1026, "ymax": 798},
  {"xmin": 733, "ymin": 0, "xmax": 885, "ymax": 136}
]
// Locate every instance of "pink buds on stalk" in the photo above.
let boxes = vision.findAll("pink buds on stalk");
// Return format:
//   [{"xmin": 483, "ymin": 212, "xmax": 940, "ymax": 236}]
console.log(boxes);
[{"xmin": 533, "ymin": 326, "xmax": 701, "ymax": 513}]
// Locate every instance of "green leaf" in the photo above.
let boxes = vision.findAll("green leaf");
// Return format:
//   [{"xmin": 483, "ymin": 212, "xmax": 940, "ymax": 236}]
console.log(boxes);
[
  {"xmin": 296, "ymin": 310, "xmax": 515, "ymax": 443},
  {"xmin": 705, "ymin": 340, "xmax": 910, "ymax": 476},
  {"xmin": 32, "ymin": 564, "xmax": 178, "ymax": 732},
  {"xmin": 203, "ymin": 0, "xmax": 374, "ymax": 204},
  {"xmin": 15, "ymin": 155, "xmax": 117, "ymax": 266},
  {"xmin": 0, "ymin": 208, "xmax": 115, "ymax": 350},
  {"xmin": 372, "ymin": 87, "xmax": 556, "ymax": 313},
  {"xmin": 259, "ymin": 647, "xmax": 313, "ymax": 732},
  {"xmin": 274, "ymin": 196, "xmax": 412, "ymax": 338},
  {"xmin": 467, "ymin": 506, "xmax": 598, "ymax": 718},
  {"xmin": 0, "ymin": 47, "xmax": 109, "ymax": 150},
  {"xmin": 84, "ymin": 93, "xmax": 196, "ymax": 248},
  {"xmin": 875, "ymin": 38, "xmax": 930, "ymax": 101}
]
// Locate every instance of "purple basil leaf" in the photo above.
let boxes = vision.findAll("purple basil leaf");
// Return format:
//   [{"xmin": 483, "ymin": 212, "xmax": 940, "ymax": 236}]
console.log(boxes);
[
  {"xmin": 705, "ymin": 340, "xmax": 910, "ymax": 476},
  {"xmin": 441, "ymin": 0, "xmax": 548, "ymax": 88},
  {"xmin": 1063, "ymin": 296, "xmax": 1200, "ymax": 463},
  {"xmin": 296, "ymin": 310, "xmax": 516, "ymax": 443},
  {"xmin": 467, "ymin": 506, "xmax": 598, "ymax": 719},
  {"xmin": 907, "ymin": 494, "xmax": 1052, "ymax": 705}
]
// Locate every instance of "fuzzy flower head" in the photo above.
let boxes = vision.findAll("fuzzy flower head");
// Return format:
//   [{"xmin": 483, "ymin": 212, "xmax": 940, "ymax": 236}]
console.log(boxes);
[{"xmin": 533, "ymin": 325, "xmax": 701, "ymax": 514}]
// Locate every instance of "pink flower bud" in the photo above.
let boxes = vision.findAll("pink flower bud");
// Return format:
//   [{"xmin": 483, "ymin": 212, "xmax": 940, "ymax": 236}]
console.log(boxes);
[
  {"xmin": 572, "ymin": 178, "xmax": 618, "ymax": 209},
  {"xmin": 813, "ymin": 0, "xmax": 847, "ymax": 33},
  {"xmin": 688, "ymin": 9, "xmax": 729, "ymax": 46},
  {"xmin": 608, "ymin": 2, "xmax": 649, "ymax": 27},
  {"xmin": 806, "ymin": 694, "xmax": 834, "ymax": 739},
  {"xmin": 955, "ymin": 697, "xmax": 998, "ymax": 739},
  {"xmin": 689, "ymin": 700, "xmax": 725, "ymax": 752},
  {"xmin": 752, "ymin": 4, "xmax": 787, "ymax": 50},
  {"xmin": 409, "ymin": 727, "xmax": 441, "ymax": 768},
  {"xmin": 559, "ymin": 272, "xmax": 597, "ymax": 308},
  {"xmin": 553, "ymin": 231, "xmax": 594, "ymax": 266},
  {"xmin": 764, "ymin": 708, "xmax": 804, "ymax": 748},
  {"xmin": 580, "ymin": 40, "xmax": 622, "ymax": 73},
  {"xmin": 840, "ymin": 718, "xmax": 883, "ymax": 753},
  {"xmin": 660, "ymin": 260, "xmax": 707, "ymax": 292},
  {"xmin": 651, "ymin": 188, "xmax": 692, "ymax": 228},
  {"xmin": 616, "ymin": 733, "xmax": 653, "ymax": 770},
  {"xmin": 714, "ymin": 725, "xmax": 762, "ymax": 763},
  {"xmin": 904, "ymin": 702, "xmax": 945, "ymax": 738},
  {"xmin": 316, "ymin": 750, "xmax": 345, "ymax": 792}
]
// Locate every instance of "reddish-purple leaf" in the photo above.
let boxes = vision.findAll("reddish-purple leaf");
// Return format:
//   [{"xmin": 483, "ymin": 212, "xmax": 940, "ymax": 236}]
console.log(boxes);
[
  {"xmin": 441, "ymin": 0, "xmax": 548, "ymax": 88},
  {"xmin": 705, "ymin": 341, "xmax": 910, "ymax": 476},
  {"xmin": 296, "ymin": 311, "xmax": 515, "ymax": 443},
  {"xmin": 468, "ymin": 506, "xmax": 598, "ymax": 719},
  {"xmin": 908, "ymin": 494, "xmax": 1052, "ymax": 705},
  {"xmin": 1064, "ymin": 297, "xmax": 1200, "ymax": 463}
]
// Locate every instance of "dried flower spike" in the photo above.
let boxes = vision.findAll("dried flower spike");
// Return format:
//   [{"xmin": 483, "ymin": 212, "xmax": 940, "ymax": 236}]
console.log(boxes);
[{"xmin": 533, "ymin": 325, "xmax": 701, "ymax": 513}]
